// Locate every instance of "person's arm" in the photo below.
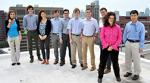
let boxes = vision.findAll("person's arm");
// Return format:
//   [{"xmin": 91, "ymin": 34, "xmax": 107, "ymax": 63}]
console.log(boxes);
[
  {"xmin": 94, "ymin": 19, "xmax": 99, "ymax": 39},
  {"xmin": 123, "ymin": 24, "xmax": 127, "ymax": 44},
  {"xmin": 16, "ymin": 19, "xmax": 22, "ymax": 41},
  {"xmin": 100, "ymin": 27, "xmax": 108, "ymax": 49},
  {"xmin": 67, "ymin": 19, "xmax": 72, "ymax": 43},
  {"xmin": 59, "ymin": 19, "xmax": 63, "ymax": 44},
  {"xmin": 139, "ymin": 24, "xmax": 145, "ymax": 49},
  {"xmin": 46, "ymin": 19, "xmax": 51, "ymax": 36},
  {"xmin": 5, "ymin": 20, "xmax": 9, "ymax": 36},
  {"xmin": 112, "ymin": 26, "xmax": 122, "ymax": 51}
]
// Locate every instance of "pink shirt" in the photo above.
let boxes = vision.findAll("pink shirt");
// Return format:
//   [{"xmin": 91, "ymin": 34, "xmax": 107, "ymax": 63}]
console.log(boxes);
[{"xmin": 100, "ymin": 24, "xmax": 122, "ymax": 51}]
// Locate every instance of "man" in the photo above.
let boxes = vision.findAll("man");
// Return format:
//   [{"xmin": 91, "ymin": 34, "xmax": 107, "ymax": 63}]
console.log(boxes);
[
  {"xmin": 123, "ymin": 10, "xmax": 145, "ymax": 80},
  {"xmin": 51, "ymin": 9, "xmax": 63, "ymax": 64},
  {"xmin": 67, "ymin": 8, "xmax": 83, "ymax": 68},
  {"xmin": 81, "ymin": 8, "xmax": 99, "ymax": 71},
  {"xmin": 98, "ymin": 7, "xmax": 111, "ymax": 74},
  {"xmin": 60, "ymin": 9, "xmax": 72, "ymax": 66},
  {"xmin": 23, "ymin": 5, "xmax": 42, "ymax": 63}
]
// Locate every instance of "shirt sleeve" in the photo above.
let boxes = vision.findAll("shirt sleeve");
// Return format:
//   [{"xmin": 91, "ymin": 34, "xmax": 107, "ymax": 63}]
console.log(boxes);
[
  {"xmin": 59, "ymin": 19, "xmax": 63, "ymax": 39},
  {"xmin": 100, "ymin": 27, "xmax": 108, "ymax": 49},
  {"xmin": 123, "ymin": 24, "xmax": 127, "ymax": 44},
  {"xmin": 112, "ymin": 26, "xmax": 122, "ymax": 51},
  {"xmin": 67, "ymin": 19, "xmax": 72, "ymax": 34},
  {"xmin": 23, "ymin": 16, "xmax": 27, "ymax": 30},
  {"xmin": 139, "ymin": 24, "xmax": 145, "ymax": 49}
]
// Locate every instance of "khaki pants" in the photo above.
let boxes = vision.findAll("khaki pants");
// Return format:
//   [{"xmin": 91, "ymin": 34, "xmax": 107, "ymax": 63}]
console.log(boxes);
[
  {"xmin": 125, "ymin": 41, "xmax": 141, "ymax": 75},
  {"xmin": 8, "ymin": 36, "xmax": 20, "ymax": 63},
  {"xmin": 82, "ymin": 36, "xmax": 95, "ymax": 68},
  {"xmin": 71, "ymin": 35, "xmax": 82, "ymax": 65}
]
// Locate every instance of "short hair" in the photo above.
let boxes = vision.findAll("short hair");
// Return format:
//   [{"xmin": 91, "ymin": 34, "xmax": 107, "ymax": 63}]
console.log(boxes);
[
  {"xmin": 52, "ymin": 9, "xmax": 59, "ymax": 14},
  {"xmin": 63, "ymin": 9, "xmax": 69, "ymax": 13},
  {"xmin": 27, "ymin": 5, "xmax": 34, "ymax": 11},
  {"xmin": 73, "ymin": 8, "xmax": 80, "ymax": 13},
  {"xmin": 86, "ymin": 8, "xmax": 92, "ymax": 12},
  {"xmin": 104, "ymin": 12, "xmax": 116, "ymax": 27},
  {"xmin": 130, "ymin": 10, "xmax": 139, "ymax": 15},
  {"xmin": 100, "ymin": 7, "xmax": 107, "ymax": 12},
  {"xmin": 7, "ymin": 10, "xmax": 15, "ymax": 20}
]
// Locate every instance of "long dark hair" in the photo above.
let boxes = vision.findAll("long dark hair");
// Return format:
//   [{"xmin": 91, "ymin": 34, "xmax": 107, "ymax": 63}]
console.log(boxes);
[
  {"xmin": 38, "ymin": 10, "xmax": 46, "ymax": 24},
  {"xmin": 103, "ymin": 12, "xmax": 116, "ymax": 27},
  {"xmin": 7, "ymin": 10, "xmax": 16, "ymax": 20}
]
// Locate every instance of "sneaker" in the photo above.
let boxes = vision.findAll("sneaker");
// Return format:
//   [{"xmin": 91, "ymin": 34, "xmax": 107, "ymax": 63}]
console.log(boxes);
[
  {"xmin": 124, "ymin": 72, "xmax": 132, "ymax": 77},
  {"xmin": 104, "ymin": 68, "xmax": 111, "ymax": 74},
  {"xmin": 54, "ymin": 60, "xmax": 58, "ymax": 64},
  {"xmin": 72, "ymin": 64, "xmax": 76, "ymax": 68},
  {"xmin": 90, "ymin": 67, "xmax": 96, "ymax": 71},
  {"xmin": 132, "ymin": 75, "xmax": 139, "ymax": 80},
  {"xmin": 16, "ymin": 62, "xmax": 21, "ymax": 65},
  {"xmin": 82, "ymin": 66, "xmax": 88, "ymax": 70},
  {"xmin": 12, "ymin": 63, "xmax": 16, "ymax": 66},
  {"xmin": 38, "ymin": 57, "xmax": 43, "ymax": 61}
]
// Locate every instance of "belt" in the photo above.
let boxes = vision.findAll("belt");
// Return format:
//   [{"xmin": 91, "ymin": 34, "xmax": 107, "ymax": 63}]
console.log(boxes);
[
  {"xmin": 83, "ymin": 35, "xmax": 93, "ymax": 37},
  {"xmin": 52, "ymin": 33, "xmax": 59, "ymax": 35},
  {"xmin": 71, "ymin": 34, "xmax": 80, "ymax": 36},
  {"xmin": 127, "ymin": 39, "xmax": 140, "ymax": 43}
]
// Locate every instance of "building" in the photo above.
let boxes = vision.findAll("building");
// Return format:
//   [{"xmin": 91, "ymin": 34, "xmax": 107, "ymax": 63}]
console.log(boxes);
[
  {"xmin": 0, "ymin": 10, "xmax": 6, "ymax": 41},
  {"xmin": 86, "ymin": 0, "xmax": 99, "ymax": 22},
  {"xmin": 114, "ymin": 11, "xmax": 120, "ymax": 21},
  {"xmin": 118, "ymin": 16, "xmax": 150, "ymax": 40},
  {"xmin": 126, "ymin": 11, "xmax": 130, "ymax": 16},
  {"xmin": 9, "ymin": 4, "xmax": 63, "ymax": 51},
  {"xmin": 145, "ymin": 8, "xmax": 150, "ymax": 16},
  {"xmin": 140, "ymin": 12, "xmax": 145, "ymax": 16},
  {"xmin": 80, "ymin": 10, "xmax": 85, "ymax": 19}
]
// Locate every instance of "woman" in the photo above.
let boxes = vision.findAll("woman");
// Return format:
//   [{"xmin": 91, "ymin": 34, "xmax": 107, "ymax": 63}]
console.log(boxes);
[
  {"xmin": 98, "ymin": 12, "xmax": 122, "ymax": 83},
  {"xmin": 37, "ymin": 10, "xmax": 51, "ymax": 64},
  {"xmin": 5, "ymin": 10, "xmax": 22, "ymax": 66}
]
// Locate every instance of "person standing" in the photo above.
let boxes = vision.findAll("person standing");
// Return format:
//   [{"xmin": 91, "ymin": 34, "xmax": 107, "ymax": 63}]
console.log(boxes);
[
  {"xmin": 99, "ymin": 8, "xmax": 112, "ymax": 74},
  {"xmin": 37, "ymin": 10, "xmax": 51, "ymax": 64},
  {"xmin": 23, "ymin": 5, "xmax": 42, "ymax": 63},
  {"xmin": 67, "ymin": 8, "xmax": 83, "ymax": 68},
  {"xmin": 81, "ymin": 8, "xmax": 99, "ymax": 71},
  {"xmin": 5, "ymin": 10, "xmax": 22, "ymax": 66},
  {"xmin": 123, "ymin": 10, "xmax": 145, "ymax": 80},
  {"xmin": 60, "ymin": 9, "xmax": 72, "ymax": 66},
  {"xmin": 98, "ymin": 12, "xmax": 122, "ymax": 83},
  {"xmin": 51, "ymin": 9, "xmax": 63, "ymax": 64}
]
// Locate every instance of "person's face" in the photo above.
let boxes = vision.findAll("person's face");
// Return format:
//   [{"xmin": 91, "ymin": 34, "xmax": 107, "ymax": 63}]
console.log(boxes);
[
  {"xmin": 41, "ymin": 12, "xmax": 46, "ymax": 19},
  {"xmin": 100, "ymin": 10, "xmax": 107, "ymax": 17},
  {"xmin": 86, "ymin": 10, "xmax": 92, "ymax": 18},
  {"xmin": 63, "ymin": 11, "xmax": 69, "ymax": 18},
  {"xmin": 108, "ymin": 15, "xmax": 115, "ymax": 25},
  {"xmin": 54, "ymin": 11, "xmax": 60, "ymax": 17},
  {"xmin": 74, "ymin": 11, "xmax": 80, "ymax": 17},
  {"xmin": 10, "ymin": 12, "xmax": 15, "ymax": 19},
  {"xmin": 130, "ymin": 13, "xmax": 138, "ymax": 22},
  {"xmin": 28, "ymin": 8, "xmax": 34, "ymax": 14}
]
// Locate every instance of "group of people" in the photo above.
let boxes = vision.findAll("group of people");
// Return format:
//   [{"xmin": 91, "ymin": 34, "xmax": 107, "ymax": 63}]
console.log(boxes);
[{"xmin": 5, "ymin": 5, "xmax": 145, "ymax": 83}]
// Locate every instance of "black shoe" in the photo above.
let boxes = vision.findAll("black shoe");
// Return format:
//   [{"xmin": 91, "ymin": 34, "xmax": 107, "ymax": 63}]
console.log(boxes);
[
  {"xmin": 54, "ymin": 60, "xmax": 58, "ymax": 64},
  {"xmin": 30, "ymin": 58, "xmax": 34, "ymax": 63},
  {"xmin": 17, "ymin": 62, "xmax": 21, "ymax": 65},
  {"xmin": 124, "ymin": 72, "xmax": 132, "ymax": 77},
  {"xmin": 60, "ymin": 61, "xmax": 65, "ymax": 66},
  {"xmin": 116, "ymin": 77, "xmax": 121, "ymax": 82},
  {"xmin": 80, "ymin": 64, "xmax": 83, "ymax": 67},
  {"xmin": 38, "ymin": 57, "xmax": 43, "ymax": 61},
  {"xmin": 12, "ymin": 63, "xmax": 16, "ymax": 66},
  {"xmin": 82, "ymin": 66, "xmax": 88, "ymax": 70},
  {"xmin": 98, "ymin": 78, "xmax": 102, "ymax": 83},
  {"xmin": 132, "ymin": 75, "xmax": 139, "ymax": 80},
  {"xmin": 72, "ymin": 64, "xmax": 76, "ymax": 68}
]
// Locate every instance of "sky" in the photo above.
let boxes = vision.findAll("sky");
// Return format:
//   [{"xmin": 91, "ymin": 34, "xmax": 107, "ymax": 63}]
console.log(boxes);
[{"xmin": 1, "ymin": 0, "xmax": 150, "ymax": 15}]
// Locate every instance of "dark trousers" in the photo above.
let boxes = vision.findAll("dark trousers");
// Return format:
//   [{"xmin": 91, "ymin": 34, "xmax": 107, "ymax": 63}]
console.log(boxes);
[
  {"xmin": 27, "ymin": 30, "xmax": 40, "ymax": 59},
  {"xmin": 60, "ymin": 34, "xmax": 71, "ymax": 63},
  {"xmin": 99, "ymin": 41, "xmax": 111, "ymax": 70},
  {"xmin": 98, "ymin": 48, "xmax": 120, "ymax": 79},
  {"xmin": 40, "ymin": 36, "xmax": 50, "ymax": 60}
]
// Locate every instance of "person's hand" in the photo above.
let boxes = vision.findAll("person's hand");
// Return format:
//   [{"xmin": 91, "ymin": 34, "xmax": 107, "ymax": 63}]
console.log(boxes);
[
  {"xmin": 93, "ymin": 36, "xmax": 96, "ymax": 42},
  {"xmin": 19, "ymin": 35, "xmax": 22, "ymax": 41},
  {"xmin": 60, "ymin": 38, "xmax": 63, "ymax": 44},
  {"xmin": 39, "ymin": 35, "xmax": 43, "ymax": 40},
  {"xmin": 108, "ymin": 46, "xmax": 113, "ymax": 51},
  {"xmin": 139, "ymin": 48, "xmax": 143, "ymax": 53},
  {"xmin": 43, "ymin": 35, "xmax": 47, "ymax": 40},
  {"xmin": 70, "ymin": 39, "xmax": 73, "ymax": 44},
  {"xmin": 80, "ymin": 35, "xmax": 83, "ymax": 41},
  {"xmin": 8, "ymin": 19, "xmax": 12, "ymax": 23}
]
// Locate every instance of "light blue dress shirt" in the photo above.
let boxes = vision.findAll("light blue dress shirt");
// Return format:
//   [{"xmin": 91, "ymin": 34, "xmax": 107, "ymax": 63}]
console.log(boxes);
[
  {"xmin": 82, "ymin": 17, "xmax": 99, "ymax": 36},
  {"xmin": 23, "ymin": 14, "xmax": 38, "ymax": 30},
  {"xmin": 67, "ymin": 17, "xmax": 83, "ymax": 35},
  {"xmin": 61, "ymin": 18, "xmax": 70, "ymax": 34},
  {"xmin": 51, "ymin": 17, "xmax": 63, "ymax": 38},
  {"xmin": 123, "ymin": 21, "xmax": 145, "ymax": 48}
]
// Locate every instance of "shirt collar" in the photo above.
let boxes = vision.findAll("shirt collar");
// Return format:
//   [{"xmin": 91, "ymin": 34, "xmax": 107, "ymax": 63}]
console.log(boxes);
[{"xmin": 130, "ymin": 21, "xmax": 139, "ymax": 26}]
